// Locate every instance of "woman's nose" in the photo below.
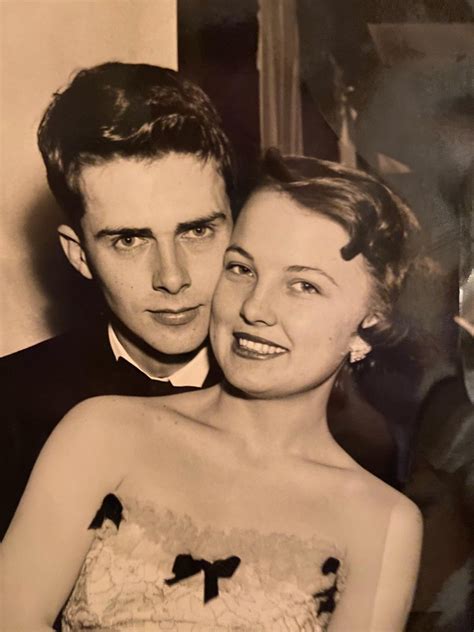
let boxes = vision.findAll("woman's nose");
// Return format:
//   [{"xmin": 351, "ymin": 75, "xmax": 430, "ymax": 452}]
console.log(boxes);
[
  {"xmin": 239, "ymin": 284, "xmax": 277, "ymax": 326},
  {"xmin": 151, "ymin": 243, "xmax": 191, "ymax": 294}
]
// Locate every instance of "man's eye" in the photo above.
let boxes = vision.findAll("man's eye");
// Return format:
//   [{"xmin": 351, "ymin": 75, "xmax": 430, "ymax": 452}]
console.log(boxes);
[
  {"xmin": 291, "ymin": 281, "xmax": 320, "ymax": 294},
  {"xmin": 113, "ymin": 236, "xmax": 145, "ymax": 250},
  {"xmin": 225, "ymin": 262, "xmax": 254, "ymax": 277},
  {"xmin": 183, "ymin": 225, "xmax": 213, "ymax": 239}
]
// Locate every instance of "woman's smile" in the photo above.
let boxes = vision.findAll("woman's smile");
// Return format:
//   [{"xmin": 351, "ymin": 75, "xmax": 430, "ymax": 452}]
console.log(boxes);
[{"xmin": 232, "ymin": 332, "xmax": 289, "ymax": 360}]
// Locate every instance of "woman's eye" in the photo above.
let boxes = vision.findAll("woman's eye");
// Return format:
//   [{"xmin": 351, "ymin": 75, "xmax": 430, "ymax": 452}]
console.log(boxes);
[
  {"xmin": 225, "ymin": 262, "xmax": 254, "ymax": 277},
  {"xmin": 292, "ymin": 281, "xmax": 320, "ymax": 294}
]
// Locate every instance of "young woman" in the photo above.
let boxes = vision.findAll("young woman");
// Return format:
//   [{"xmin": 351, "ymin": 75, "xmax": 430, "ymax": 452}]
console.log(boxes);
[{"xmin": 2, "ymin": 151, "xmax": 422, "ymax": 631}]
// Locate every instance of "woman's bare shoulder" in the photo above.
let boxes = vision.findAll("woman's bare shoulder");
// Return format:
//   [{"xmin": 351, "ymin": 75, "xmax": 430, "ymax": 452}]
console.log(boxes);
[
  {"xmin": 60, "ymin": 386, "xmax": 222, "ymax": 443},
  {"xmin": 327, "ymin": 462, "xmax": 419, "ymax": 523},
  {"xmin": 46, "ymin": 394, "xmax": 160, "ymax": 459},
  {"xmin": 332, "ymin": 465, "xmax": 422, "ymax": 544},
  {"xmin": 325, "ymin": 472, "xmax": 422, "ymax": 631},
  {"xmin": 54, "ymin": 394, "xmax": 144, "ymax": 431}
]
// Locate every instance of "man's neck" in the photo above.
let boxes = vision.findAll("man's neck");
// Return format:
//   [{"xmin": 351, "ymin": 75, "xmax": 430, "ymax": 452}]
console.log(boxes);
[{"xmin": 109, "ymin": 324, "xmax": 204, "ymax": 379}]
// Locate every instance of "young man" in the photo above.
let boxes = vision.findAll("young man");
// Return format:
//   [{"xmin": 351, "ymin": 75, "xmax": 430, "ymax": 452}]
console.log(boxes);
[{"xmin": 1, "ymin": 62, "xmax": 234, "ymax": 538}]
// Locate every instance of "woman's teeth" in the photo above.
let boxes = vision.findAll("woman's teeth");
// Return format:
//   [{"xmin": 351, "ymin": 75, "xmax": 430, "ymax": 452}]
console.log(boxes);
[{"xmin": 238, "ymin": 337, "xmax": 286, "ymax": 355}]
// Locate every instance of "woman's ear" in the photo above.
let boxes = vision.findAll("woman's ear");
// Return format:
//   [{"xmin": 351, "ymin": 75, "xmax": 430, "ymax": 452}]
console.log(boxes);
[
  {"xmin": 57, "ymin": 224, "xmax": 93, "ymax": 280},
  {"xmin": 348, "ymin": 313, "xmax": 380, "ymax": 363},
  {"xmin": 361, "ymin": 313, "xmax": 380, "ymax": 329}
]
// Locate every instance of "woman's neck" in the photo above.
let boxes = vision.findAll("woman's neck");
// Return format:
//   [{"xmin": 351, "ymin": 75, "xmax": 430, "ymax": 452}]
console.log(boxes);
[{"xmin": 214, "ymin": 380, "xmax": 336, "ymax": 462}]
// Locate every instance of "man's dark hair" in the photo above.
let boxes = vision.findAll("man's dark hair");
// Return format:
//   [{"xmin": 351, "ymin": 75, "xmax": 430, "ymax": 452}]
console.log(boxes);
[{"xmin": 38, "ymin": 62, "xmax": 234, "ymax": 227}]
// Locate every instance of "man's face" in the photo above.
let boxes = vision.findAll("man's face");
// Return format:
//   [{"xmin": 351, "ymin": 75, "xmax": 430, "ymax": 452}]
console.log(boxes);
[{"xmin": 73, "ymin": 153, "xmax": 232, "ymax": 357}]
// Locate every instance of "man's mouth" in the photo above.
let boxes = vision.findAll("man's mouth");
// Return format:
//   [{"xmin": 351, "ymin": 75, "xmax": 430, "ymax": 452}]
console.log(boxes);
[
  {"xmin": 148, "ymin": 306, "xmax": 201, "ymax": 326},
  {"xmin": 232, "ymin": 332, "xmax": 289, "ymax": 359}
]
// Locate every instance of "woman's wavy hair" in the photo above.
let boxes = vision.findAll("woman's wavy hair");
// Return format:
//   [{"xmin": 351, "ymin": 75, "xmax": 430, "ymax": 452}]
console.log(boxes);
[
  {"xmin": 254, "ymin": 148, "xmax": 423, "ymax": 347},
  {"xmin": 38, "ymin": 62, "xmax": 235, "ymax": 228}
]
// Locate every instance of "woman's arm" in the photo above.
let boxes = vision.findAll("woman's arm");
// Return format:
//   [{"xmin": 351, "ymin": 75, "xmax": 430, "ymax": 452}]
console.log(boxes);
[
  {"xmin": 1, "ymin": 397, "xmax": 133, "ymax": 630},
  {"xmin": 329, "ymin": 494, "xmax": 423, "ymax": 632}
]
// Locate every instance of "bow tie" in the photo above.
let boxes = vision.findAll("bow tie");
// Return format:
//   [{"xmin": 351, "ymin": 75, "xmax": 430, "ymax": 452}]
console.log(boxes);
[
  {"xmin": 115, "ymin": 358, "xmax": 200, "ymax": 397},
  {"xmin": 165, "ymin": 553, "xmax": 241, "ymax": 603}
]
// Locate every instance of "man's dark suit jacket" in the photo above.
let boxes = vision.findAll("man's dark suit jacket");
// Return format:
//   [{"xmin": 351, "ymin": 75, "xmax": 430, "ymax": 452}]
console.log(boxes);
[{"xmin": 0, "ymin": 320, "xmax": 221, "ymax": 539}]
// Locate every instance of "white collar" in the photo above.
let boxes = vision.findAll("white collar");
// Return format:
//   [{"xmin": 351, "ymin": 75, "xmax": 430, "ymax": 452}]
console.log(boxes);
[{"xmin": 107, "ymin": 324, "xmax": 209, "ymax": 388}]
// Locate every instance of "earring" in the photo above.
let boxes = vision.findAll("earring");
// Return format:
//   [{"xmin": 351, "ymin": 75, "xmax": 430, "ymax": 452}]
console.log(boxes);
[{"xmin": 349, "ymin": 340, "xmax": 371, "ymax": 363}]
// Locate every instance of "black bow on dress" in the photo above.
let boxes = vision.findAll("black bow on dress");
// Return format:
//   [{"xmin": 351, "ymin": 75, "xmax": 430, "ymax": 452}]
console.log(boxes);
[{"xmin": 165, "ymin": 553, "xmax": 241, "ymax": 603}]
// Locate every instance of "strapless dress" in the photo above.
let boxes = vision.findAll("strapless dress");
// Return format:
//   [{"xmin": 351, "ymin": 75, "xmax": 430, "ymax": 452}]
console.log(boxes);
[{"xmin": 62, "ymin": 494, "xmax": 346, "ymax": 631}]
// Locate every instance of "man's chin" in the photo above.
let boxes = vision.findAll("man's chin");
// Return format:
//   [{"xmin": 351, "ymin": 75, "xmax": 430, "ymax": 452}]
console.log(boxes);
[
  {"xmin": 142, "ymin": 332, "xmax": 209, "ymax": 360},
  {"xmin": 111, "ymin": 314, "xmax": 209, "ymax": 362}
]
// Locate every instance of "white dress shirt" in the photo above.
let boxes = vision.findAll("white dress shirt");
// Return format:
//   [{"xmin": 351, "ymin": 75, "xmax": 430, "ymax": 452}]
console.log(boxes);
[{"xmin": 107, "ymin": 324, "xmax": 210, "ymax": 388}]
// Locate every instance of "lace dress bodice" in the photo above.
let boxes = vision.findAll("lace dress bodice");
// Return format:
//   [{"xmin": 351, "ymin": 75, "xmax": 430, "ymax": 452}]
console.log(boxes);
[{"xmin": 62, "ymin": 495, "xmax": 346, "ymax": 631}]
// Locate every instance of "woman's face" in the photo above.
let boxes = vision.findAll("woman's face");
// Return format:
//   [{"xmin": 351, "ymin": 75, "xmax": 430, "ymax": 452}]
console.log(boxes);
[{"xmin": 210, "ymin": 189, "xmax": 376, "ymax": 398}]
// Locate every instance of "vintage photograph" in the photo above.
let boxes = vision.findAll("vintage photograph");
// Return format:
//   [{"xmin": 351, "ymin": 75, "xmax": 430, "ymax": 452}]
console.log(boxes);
[{"xmin": 1, "ymin": 1, "xmax": 473, "ymax": 631}]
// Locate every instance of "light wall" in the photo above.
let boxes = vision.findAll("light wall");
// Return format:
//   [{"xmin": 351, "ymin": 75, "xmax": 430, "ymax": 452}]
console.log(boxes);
[{"xmin": 1, "ymin": 0, "xmax": 177, "ymax": 355}]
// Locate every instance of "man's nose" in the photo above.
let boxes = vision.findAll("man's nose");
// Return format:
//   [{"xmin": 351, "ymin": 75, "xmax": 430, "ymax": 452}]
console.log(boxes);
[
  {"xmin": 151, "ymin": 242, "xmax": 191, "ymax": 294},
  {"xmin": 240, "ymin": 283, "xmax": 277, "ymax": 326}
]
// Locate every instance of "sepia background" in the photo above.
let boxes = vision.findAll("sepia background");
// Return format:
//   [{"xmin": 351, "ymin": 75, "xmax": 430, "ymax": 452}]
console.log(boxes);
[
  {"xmin": 1, "ymin": 0, "xmax": 177, "ymax": 356},
  {"xmin": 1, "ymin": 1, "xmax": 473, "ymax": 631}
]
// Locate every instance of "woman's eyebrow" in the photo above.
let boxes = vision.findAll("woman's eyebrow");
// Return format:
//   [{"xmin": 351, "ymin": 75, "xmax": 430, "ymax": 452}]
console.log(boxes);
[
  {"xmin": 225, "ymin": 245, "xmax": 254, "ymax": 261},
  {"xmin": 287, "ymin": 264, "xmax": 339, "ymax": 288}
]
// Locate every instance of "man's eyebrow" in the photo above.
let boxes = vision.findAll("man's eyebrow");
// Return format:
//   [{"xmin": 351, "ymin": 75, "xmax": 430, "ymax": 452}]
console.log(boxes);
[
  {"xmin": 94, "ymin": 227, "xmax": 154, "ymax": 239},
  {"xmin": 225, "ymin": 245, "xmax": 254, "ymax": 261},
  {"xmin": 94, "ymin": 212, "xmax": 228, "ymax": 240},
  {"xmin": 287, "ymin": 265, "xmax": 339, "ymax": 288},
  {"xmin": 176, "ymin": 211, "xmax": 228, "ymax": 234}
]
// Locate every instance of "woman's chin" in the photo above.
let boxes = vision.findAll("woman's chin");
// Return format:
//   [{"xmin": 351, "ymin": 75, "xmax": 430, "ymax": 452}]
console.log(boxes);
[
  {"xmin": 222, "ymin": 375, "xmax": 279, "ymax": 399},
  {"xmin": 221, "ymin": 366, "xmax": 338, "ymax": 401},
  {"xmin": 222, "ymin": 374, "xmax": 302, "ymax": 400}
]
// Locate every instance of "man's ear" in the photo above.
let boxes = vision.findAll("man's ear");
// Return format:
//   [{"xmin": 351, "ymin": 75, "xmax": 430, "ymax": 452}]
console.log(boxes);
[{"xmin": 58, "ymin": 224, "xmax": 93, "ymax": 280}]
